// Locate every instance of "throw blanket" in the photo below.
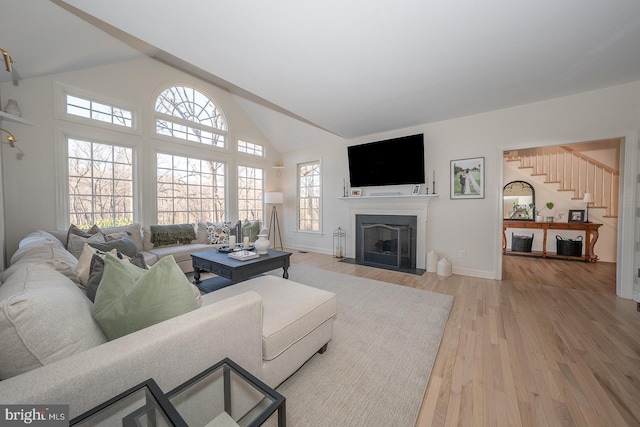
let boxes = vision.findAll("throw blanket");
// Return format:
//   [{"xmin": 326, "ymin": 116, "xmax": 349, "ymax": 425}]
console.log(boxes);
[{"xmin": 150, "ymin": 224, "xmax": 196, "ymax": 247}]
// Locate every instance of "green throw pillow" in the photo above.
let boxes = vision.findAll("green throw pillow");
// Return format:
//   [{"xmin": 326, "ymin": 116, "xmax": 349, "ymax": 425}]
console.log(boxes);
[
  {"xmin": 242, "ymin": 220, "xmax": 261, "ymax": 242},
  {"xmin": 92, "ymin": 253, "xmax": 198, "ymax": 340}
]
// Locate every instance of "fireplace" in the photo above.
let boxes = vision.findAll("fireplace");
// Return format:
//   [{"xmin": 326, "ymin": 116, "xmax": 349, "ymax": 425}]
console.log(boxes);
[{"xmin": 356, "ymin": 214, "xmax": 417, "ymax": 270}]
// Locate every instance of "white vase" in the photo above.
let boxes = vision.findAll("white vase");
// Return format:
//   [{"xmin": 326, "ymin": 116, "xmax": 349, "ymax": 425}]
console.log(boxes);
[
  {"xmin": 4, "ymin": 99, "xmax": 20, "ymax": 117},
  {"xmin": 254, "ymin": 234, "xmax": 270, "ymax": 254},
  {"xmin": 437, "ymin": 257, "xmax": 452, "ymax": 277},
  {"xmin": 426, "ymin": 250, "xmax": 438, "ymax": 273}
]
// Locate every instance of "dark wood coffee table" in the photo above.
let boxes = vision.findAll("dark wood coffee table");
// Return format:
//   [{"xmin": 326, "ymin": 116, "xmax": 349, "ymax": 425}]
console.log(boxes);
[{"xmin": 191, "ymin": 249, "xmax": 292, "ymax": 293}]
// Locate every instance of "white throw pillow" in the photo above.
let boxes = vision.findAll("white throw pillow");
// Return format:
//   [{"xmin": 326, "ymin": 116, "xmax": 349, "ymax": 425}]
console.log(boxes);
[{"xmin": 76, "ymin": 243, "xmax": 118, "ymax": 287}]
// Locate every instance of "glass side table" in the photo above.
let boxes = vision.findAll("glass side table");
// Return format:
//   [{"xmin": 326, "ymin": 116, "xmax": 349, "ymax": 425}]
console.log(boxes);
[
  {"xmin": 71, "ymin": 379, "xmax": 188, "ymax": 426},
  {"xmin": 70, "ymin": 358, "xmax": 285, "ymax": 427},
  {"xmin": 166, "ymin": 358, "xmax": 286, "ymax": 427}
]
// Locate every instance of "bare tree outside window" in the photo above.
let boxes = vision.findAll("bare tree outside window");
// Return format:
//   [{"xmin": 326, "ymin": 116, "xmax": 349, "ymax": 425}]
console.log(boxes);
[
  {"xmin": 68, "ymin": 139, "xmax": 133, "ymax": 228},
  {"xmin": 298, "ymin": 161, "xmax": 320, "ymax": 232},
  {"xmin": 157, "ymin": 153, "xmax": 226, "ymax": 225},
  {"xmin": 155, "ymin": 86, "xmax": 227, "ymax": 147},
  {"xmin": 238, "ymin": 165, "xmax": 264, "ymax": 222}
]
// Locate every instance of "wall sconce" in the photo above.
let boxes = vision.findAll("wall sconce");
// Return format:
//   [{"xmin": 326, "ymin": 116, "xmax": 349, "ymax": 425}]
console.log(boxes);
[
  {"xmin": 0, "ymin": 127, "xmax": 17, "ymax": 147},
  {"xmin": 273, "ymin": 161, "xmax": 285, "ymax": 177},
  {"xmin": 1, "ymin": 49, "xmax": 14, "ymax": 73}
]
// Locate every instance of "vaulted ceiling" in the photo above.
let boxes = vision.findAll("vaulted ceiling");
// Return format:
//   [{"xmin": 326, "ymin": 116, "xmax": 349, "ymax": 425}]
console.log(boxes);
[{"xmin": 2, "ymin": 0, "xmax": 640, "ymax": 152}]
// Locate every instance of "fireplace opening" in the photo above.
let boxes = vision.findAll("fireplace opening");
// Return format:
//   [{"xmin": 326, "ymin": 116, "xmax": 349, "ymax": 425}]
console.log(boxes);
[{"xmin": 355, "ymin": 214, "xmax": 417, "ymax": 271}]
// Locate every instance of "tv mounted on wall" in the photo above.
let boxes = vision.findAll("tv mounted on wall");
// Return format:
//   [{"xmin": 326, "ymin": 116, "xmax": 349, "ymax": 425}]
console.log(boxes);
[{"xmin": 348, "ymin": 134, "xmax": 425, "ymax": 187}]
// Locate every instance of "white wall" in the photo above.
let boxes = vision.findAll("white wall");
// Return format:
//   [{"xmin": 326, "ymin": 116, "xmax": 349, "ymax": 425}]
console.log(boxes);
[
  {"xmin": 279, "ymin": 81, "xmax": 640, "ymax": 291},
  {"xmin": 1, "ymin": 58, "xmax": 639, "ymax": 299},
  {"xmin": 0, "ymin": 58, "xmax": 280, "ymax": 261}
]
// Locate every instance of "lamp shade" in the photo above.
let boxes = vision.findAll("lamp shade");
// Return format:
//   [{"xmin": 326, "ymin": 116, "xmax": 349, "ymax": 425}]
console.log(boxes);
[
  {"xmin": 583, "ymin": 193, "xmax": 593, "ymax": 203},
  {"xmin": 264, "ymin": 192, "xmax": 284, "ymax": 204}
]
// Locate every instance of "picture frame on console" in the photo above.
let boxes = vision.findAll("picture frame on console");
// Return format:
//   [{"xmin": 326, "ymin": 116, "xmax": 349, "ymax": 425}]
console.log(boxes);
[
  {"xmin": 350, "ymin": 188, "xmax": 362, "ymax": 197},
  {"xmin": 568, "ymin": 209, "xmax": 585, "ymax": 223},
  {"xmin": 450, "ymin": 157, "xmax": 485, "ymax": 199}
]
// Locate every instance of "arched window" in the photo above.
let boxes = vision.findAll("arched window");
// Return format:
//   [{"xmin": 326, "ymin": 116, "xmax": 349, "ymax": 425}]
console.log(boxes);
[{"xmin": 154, "ymin": 86, "xmax": 227, "ymax": 147}]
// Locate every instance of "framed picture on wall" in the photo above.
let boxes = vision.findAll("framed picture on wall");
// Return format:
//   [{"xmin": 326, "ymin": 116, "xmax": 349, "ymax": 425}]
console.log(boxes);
[
  {"xmin": 411, "ymin": 184, "xmax": 421, "ymax": 195},
  {"xmin": 450, "ymin": 157, "xmax": 485, "ymax": 199}
]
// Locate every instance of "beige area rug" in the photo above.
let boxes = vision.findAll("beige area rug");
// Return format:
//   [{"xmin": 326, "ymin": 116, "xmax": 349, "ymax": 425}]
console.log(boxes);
[{"xmin": 264, "ymin": 265, "xmax": 453, "ymax": 427}]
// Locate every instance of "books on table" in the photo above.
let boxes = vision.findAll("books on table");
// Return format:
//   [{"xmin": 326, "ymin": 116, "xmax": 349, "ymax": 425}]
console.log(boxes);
[{"xmin": 228, "ymin": 250, "xmax": 259, "ymax": 261}]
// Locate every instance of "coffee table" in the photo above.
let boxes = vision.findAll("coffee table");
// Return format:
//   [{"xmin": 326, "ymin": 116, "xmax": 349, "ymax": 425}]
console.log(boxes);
[{"xmin": 191, "ymin": 249, "xmax": 291, "ymax": 293}]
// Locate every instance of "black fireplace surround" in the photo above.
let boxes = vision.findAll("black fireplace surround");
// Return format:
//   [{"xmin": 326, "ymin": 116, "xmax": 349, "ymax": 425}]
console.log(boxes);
[{"xmin": 355, "ymin": 214, "xmax": 417, "ymax": 270}]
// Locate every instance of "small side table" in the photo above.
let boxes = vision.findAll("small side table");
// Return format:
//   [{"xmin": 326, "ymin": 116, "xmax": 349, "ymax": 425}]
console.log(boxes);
[
  {"xmin": 167, "ymin": 358, "xmax": 286, "ymax": 427},
  {"xmin": 70, "ymin": 358, "xmax": 285, "ymax": 427},
  {"xmin": 70, "ymin": 379, "xmax": 188, "ymax": 426}
]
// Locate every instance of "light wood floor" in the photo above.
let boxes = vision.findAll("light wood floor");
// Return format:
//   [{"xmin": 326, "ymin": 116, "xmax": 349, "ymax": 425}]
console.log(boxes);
[{"xmin": 287, "ymin": 250, "xmax": 640, "ymax": 427}]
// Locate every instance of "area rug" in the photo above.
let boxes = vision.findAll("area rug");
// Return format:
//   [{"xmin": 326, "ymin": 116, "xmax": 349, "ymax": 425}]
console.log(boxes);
[{"xmin": 264, "ymin": 265, "xmax": 453, "ymax": 427}]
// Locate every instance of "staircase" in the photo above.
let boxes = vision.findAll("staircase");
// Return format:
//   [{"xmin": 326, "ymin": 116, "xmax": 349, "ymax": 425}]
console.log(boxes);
[{"xmin": 505, "ymin": 146, "xmax": 619, "ymax": 218}]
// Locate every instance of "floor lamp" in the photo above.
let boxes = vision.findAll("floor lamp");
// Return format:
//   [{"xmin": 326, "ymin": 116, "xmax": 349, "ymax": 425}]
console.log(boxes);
[{"xmin": 265, "ymin": 192, "xmax": 283, "ymax": 250}]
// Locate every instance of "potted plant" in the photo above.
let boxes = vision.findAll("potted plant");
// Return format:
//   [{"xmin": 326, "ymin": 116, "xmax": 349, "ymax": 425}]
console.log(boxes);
[{"xmin": 529, "ymin": 202, "xmax": 555, "ymax": 222}]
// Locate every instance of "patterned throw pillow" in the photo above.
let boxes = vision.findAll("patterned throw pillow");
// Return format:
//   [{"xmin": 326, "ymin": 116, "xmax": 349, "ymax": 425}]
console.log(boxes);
[{"xmin": 206, "ymin": 222, "xmax": 231, "ymax": 244}]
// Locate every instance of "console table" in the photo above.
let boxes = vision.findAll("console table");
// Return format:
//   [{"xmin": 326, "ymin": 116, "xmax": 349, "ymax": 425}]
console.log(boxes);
[{"xmin": 503, "ymin": 220, "xmax": 602, "ymax": 262}]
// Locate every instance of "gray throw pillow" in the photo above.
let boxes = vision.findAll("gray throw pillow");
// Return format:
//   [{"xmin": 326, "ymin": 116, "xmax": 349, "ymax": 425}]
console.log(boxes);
[
  {"xmin": 86, "ymin": 252, "xmax": 147, "ymax": 302},
  {"xmin": 88, "ymin": 235, "xmax": 139, "ymax": 258}
]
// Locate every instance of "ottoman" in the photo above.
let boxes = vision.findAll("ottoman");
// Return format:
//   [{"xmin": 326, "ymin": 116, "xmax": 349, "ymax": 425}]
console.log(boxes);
[{"xmin": 202, "ymin": 274, "xmax": 337, "ymax": 387}]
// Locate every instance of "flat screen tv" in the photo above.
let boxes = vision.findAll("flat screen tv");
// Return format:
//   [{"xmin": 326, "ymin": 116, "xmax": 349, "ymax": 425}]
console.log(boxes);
[{"xmin": 348, "ymin": 134, "xmax": 425, "ymax": 187}]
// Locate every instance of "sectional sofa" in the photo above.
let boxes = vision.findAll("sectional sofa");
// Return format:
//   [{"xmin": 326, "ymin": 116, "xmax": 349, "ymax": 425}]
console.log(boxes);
[{"xmin": 0, "ymin": 225, "xmax": 337, "ymax": 419}]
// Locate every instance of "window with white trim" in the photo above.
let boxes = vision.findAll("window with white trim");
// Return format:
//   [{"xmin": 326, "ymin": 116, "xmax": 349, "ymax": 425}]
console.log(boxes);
[
  {"xmin": 238, "ymin": 140, "xmax": 264, "ymax": 157},
  {"xmin": 154, "ymin": 86, "xmax": 227, "ymax": 147},
  {"xmin": 65, "ymin": 94, "xmax": 133, "ymax": 128},
  {"xmin": 156, "ymin": 153, "xmax": 226, "ymax": 224},
  {"xmin": 297, "ymin": 161, "xmax": 321, "ymax": 232},
  {"xmin": 238, "ymin": 166, "xmax": 264, "ymax": 222},
  {"xmin": 67, "ymin": 138, "xmax": 134, "ymax": 228}
]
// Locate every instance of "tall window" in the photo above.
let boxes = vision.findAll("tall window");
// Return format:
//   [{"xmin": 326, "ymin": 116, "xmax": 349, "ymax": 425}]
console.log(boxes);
[
  {"xmin": 154, "ymin": 86, "xmax": 227, "ymax": 147},
  {"xmin": 238, "ymin": 166, "xmax": 264, "ymax": 222},
  {"xmin": 157, "ymin": 153, "xmax": 225, "ymax": 224},
  {"xmin": 68, "ymin": 138, "xmax": 134, "ymax": 228},
  {"xmin": 298, "ymin": 161, "xmax": 321, "ymax": 232}
]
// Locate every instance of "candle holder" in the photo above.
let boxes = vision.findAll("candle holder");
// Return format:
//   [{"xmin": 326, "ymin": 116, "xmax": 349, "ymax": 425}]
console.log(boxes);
[{"xmin": 432, "ymin": 182, "xmax": 436, "ymax": 194}]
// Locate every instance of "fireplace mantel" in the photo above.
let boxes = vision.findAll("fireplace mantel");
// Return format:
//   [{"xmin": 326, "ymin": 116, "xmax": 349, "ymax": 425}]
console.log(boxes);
[
  {"xmin": 338, "ymin": 194, "xmax": 438, "ymax": 269},
  {"xmin": 338, "ymin": 194, "xmax": 438, "ymax": 207}
]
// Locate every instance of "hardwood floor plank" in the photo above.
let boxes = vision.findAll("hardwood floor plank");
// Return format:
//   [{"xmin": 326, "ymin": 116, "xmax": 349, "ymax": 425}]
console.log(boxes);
[{"xmin": 285, "ymin": 250, "xmax": 640, "ymax": 426}]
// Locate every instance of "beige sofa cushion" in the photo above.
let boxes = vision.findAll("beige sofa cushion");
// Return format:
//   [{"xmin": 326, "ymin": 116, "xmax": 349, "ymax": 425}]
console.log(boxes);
[
  {"xmin": 1, "ymin": 241, "xmax": 80, "ymax": 285},
  {"xmin": 0, "ymin": 264, "xmax": 107, "ymax": 379},
  {"xmin": 204, "ymin": 275, "xmax": 337, "ymax": 361},
  {"xmin": 146, "ymin": 243, "xmax": 211, "ymax": 265},
  {"xmin": 17, "ymin": 230, "xmax": 65, "ymax": 249}
]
